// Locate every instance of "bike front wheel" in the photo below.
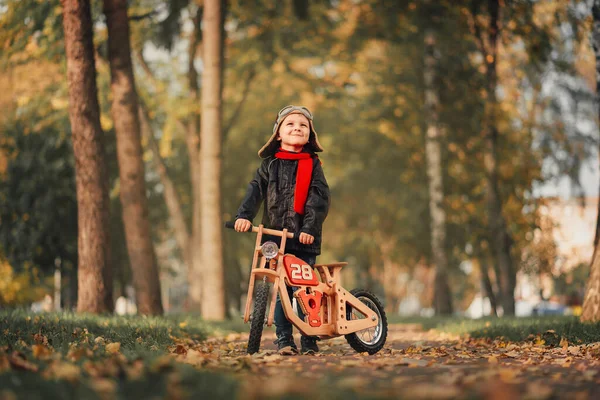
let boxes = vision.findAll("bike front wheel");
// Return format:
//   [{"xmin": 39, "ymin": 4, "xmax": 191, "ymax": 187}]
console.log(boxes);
[
  {"xmin": 247, "ymin": 279, "xmax": 270, "ymax": 354},
  {"xmin": 344, "ymin": 288, "xmax": 388, "ymax": 354}
]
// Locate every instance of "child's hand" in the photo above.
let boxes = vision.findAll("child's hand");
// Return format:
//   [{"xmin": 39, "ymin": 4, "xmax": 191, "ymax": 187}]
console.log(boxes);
[
  {"xmin": 299, "ymin": 232, "xmax": 314, "ymax": 245},
  {"xmin": 234, "ymin": 218, "xmax": 252, "ymax": 232}
]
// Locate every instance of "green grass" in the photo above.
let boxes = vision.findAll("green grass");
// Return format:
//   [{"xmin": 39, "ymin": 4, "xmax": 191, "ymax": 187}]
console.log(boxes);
[
  {"xmin": 1, "ymin": 309, "xmax": 206, "ymax": 355},
  {"xmin": 0, "ymin": 309, "xmax": 242, "ymax": 399},
  {"xmin": 388, "ymin": 315, "xmax": 600, "ymax": 345}
]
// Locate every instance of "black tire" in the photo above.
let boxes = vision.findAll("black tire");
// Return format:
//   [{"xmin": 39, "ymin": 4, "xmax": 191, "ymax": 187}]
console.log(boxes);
[
  {"xmin": 344, "ymin": 288, "xmax": 388, "ymax": 355},
  {"xmin": 247, "ymin": 279, "xmax": 270, "ymax": 354}
]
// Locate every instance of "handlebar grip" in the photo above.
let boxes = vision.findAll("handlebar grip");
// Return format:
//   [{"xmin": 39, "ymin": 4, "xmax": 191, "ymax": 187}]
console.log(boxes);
[
  {"xmin": 224, "ymin": 221, "xmax": 235, "ymax": 230},
  {"xmin": 224, "ymin": 221, "xmax": 294, "ymax": 238}
]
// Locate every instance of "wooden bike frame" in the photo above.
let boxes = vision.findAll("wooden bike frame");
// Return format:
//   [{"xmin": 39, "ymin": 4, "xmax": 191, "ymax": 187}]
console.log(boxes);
[{"xmin": 243, "ymin": 225, "xmax": 379, "ymax": 338}]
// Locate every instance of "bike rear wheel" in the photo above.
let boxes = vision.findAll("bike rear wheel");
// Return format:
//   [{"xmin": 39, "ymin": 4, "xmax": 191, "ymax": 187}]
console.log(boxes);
[
  {"xmin": 247, "ymin": 279, "xmax": 270, "ymax": 354},
  {"xmin": 344, "ymin": 288, "xmax": 388, "ymax": 355}
]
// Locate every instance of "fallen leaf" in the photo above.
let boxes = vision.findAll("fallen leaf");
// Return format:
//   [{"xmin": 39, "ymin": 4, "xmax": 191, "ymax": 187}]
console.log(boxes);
[
  {"xmin": 105, "ymin": 342, "xmax": 121, "ymax": 354},
  {"xmin": 568, "ymin": 346, "xmax": 581, "ymax": 356},
  {"xmin": 33, "ymin": 333, "xmax": 49, "ymax": 346},
  {"xmin": 67, "ymin": 347, "xmax": 92, "ymax": 362},
  {"xmin": 488, "ymin": 355, "xmax": 499, "ymax": 364},
  {"xmin": 524, "ymin": 381, "xmax": 553, "ymax": 400},
  {"xmin": 498, "ymin": 368, "xmax": 521, "ymax": 383},
  {"xmin": 559, "ymin": 337, "xmax": 568, "ymax": 350},
  {"xmin": 91, "ymin": 378, "xmax": 117, "ymax": 398},
  {"xmin": 45, "ymin": 361, "xmax": 80, "ymax": 383},
  {"xmin": 8, "ymin": 352, "xmax": 38, "ymax": 372},
  {"xmin": 173, "ymin": 344, "xmax": 187, "ymax": 355}
]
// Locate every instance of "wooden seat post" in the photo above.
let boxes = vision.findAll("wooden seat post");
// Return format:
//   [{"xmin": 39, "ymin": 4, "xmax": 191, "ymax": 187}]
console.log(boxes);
[{"xmin": 314, "ymin": 262, "xmax": 347, "ymax": 287}]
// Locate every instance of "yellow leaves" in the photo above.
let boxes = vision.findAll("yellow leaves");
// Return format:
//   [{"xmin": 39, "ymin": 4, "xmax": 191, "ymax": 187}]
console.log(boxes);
[
  {"xmin": 100, "ymin": 114, "xmax": 113, "ymax": 131},
  {"xmin": 67, "ymin": 347, "xmax": 92, "ymax": 362},
  {"xmin": 43, "ymin": 361, "xmax": 80, "ymax": 383},
  {"xmin": 567, "ymin": 346, "xmax": 581, "ymax": 357},
  {"xmin": 90, "ymin": 378, "xmax": 117, "ymax": 398},
  {"xmin": 31, "ymin": 344, "xmax": 52, "ymax": 360},
  {"xmin": 498, "ymin": 368, "xmax": 521, "ymax": 384},
  {"xmin": 178, "ymin": 321, "xmax": 188, "ymax": 329},
  {"xmin": 0, "ymin": 261, "xmax": 48, "ymax": 306},
  {"xmin": 504, "ymin": 350, "xmax": 520, "ymax": 358},
  {"xmin": 50, "ymin": 97, "xmax": 68, "ymax": 111},
  {"xmin": 105, "ymin": 342, "xmax": 121, "ymax": 354}
]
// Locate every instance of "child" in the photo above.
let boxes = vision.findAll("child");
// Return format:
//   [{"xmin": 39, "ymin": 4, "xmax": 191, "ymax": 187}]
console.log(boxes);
[{"xmin": 234, "ymin": 105, "xmax": 330, "ymax": 355}]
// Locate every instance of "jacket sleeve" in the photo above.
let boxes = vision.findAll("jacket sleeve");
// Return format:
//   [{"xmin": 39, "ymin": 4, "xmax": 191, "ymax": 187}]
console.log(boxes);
[
  {"xmin": 300, "ymin": 159, "xmax": 330, "ymax": 236},
  {"xmin": 235, "ymin": 159, "xmax": 270, "ymax": 222}
]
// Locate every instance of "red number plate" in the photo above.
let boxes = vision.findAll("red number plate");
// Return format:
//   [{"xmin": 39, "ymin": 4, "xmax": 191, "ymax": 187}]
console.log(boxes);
[{"xmin": 282, "ymin": 255, "xmax": 319, "ymax": 286}]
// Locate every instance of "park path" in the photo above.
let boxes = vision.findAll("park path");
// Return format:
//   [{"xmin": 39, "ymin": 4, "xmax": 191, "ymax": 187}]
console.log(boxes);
[{"xmin": 173, "ymin": 323, "xmax": 600, "ymax": 399}]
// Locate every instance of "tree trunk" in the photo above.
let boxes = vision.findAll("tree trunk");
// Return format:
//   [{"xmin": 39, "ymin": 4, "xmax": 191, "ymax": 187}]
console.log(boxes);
[
  {"xmin": 103, "ymin": 0, "xmax": 163, "ymax": 315},
  {"xmin": 424, "ymin": 30, "xmax": 453, "ymax": 315},
  {"xmin": 479, "ymin": 254, "xmax": 498, "ymax": 316},
  {"xmin": 581, "ymin": 0, "xmax": 600, "ymax": 322},
  {"xmin": 481, "ymin": 0, "xmax": 516, "ymax": 315},
  {"xmin": 198, "ymin": 0, "xmax": 226, "ymax": 319},
  {"xmin": 188, "ymin": 6, "xmax": 204, "ymax": 311},
  {"xmin": 61, "ymin": 0, "xmax": 113, "ymax": 313},
  {"xmin": 138, "ymin": 105, "xmax": 192, "ymax": 270}
]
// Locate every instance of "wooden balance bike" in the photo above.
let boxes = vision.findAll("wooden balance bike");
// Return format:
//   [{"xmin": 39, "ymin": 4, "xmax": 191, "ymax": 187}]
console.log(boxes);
[{"xmin": 225, "ymin": 222, "xmax": 388, "ymax": 355}]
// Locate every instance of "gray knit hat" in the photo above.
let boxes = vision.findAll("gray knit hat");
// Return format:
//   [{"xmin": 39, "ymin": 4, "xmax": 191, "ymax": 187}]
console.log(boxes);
[{"xmin": 258, "ymin": 105, "xmax": 324, "ymax": 158}]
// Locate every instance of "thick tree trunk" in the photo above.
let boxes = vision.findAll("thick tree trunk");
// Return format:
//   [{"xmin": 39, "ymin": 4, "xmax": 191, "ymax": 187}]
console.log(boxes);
[
  {"xmin": 424, "ymin": 30, "xmax": 453, "ymax": 315},
  {"xmin": 581, "ymin": 0, "xmax": 600, "ymax": 322},
  {"xmin": 61, "ymin": 0, "xmax": 113, "ymax": 313},
  {"xmin": 103, "ymin": 0, "xmax": 163, "ymax": 315},
  {"xmin": 199, "ymin": 0, "xmax": 226, "ymax": 319},
  {"xmin": 481, "ymin": 0, "xmax": 516, "ymax": 316}
]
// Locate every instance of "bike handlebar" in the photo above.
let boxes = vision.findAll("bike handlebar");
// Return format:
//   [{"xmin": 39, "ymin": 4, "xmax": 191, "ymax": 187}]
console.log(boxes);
[{"xmin": 224, "ymin": 221, "xmax": 294, "ymax": 239}]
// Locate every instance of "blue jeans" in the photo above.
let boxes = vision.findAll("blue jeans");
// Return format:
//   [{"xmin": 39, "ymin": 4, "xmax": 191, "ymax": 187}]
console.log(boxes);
[{"xmin": 274, "ymin": 252, "xmax": 317, "ymax": 340}]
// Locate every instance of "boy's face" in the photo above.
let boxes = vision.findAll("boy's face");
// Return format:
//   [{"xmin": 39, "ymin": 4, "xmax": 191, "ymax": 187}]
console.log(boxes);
[{"xmin": 277, "ymin": 113, "xmax": 310, "ymax": 149}]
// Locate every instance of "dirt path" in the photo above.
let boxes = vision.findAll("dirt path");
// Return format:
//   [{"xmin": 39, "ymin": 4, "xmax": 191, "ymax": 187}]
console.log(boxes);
[{"xmin": 173, "ymin": 324, "xmax": 600, "ymax": 399}]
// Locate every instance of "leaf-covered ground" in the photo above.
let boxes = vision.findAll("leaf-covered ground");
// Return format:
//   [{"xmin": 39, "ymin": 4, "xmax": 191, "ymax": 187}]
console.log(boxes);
[
  {"xmin": 2, "ymin": 311, "xmax": 600, "ymax": 399},
  {"xmin": 172, "ymin": 324, "xmax": 600, "ymax": 399}
]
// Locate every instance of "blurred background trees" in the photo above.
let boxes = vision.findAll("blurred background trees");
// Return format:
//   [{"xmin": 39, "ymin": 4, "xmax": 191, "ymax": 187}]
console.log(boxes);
[{"xmin": 0, "ymin": 0, "xmax": 597, "ymax": 319}]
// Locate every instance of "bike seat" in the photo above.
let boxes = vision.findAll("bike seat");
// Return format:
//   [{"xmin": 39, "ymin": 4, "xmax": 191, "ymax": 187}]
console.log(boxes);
[{"xmin": 314, "ymin": 262, "xmax": 348, "ymax": 268}]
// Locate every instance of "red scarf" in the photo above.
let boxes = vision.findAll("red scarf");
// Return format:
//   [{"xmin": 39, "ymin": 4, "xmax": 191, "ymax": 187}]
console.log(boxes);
[{"xmin": 275, "ymin": 150, "xmax": 314, "ymax": 215}]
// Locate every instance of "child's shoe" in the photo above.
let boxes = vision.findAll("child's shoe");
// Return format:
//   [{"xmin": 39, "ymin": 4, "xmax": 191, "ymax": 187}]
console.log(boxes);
[
  {"xmin": 274, "ymin": 336, "xmax": 298, "ymax": 355},
  {"xmin": 300, "ymin": 336, "xmax": 319, "ymax": 355}
]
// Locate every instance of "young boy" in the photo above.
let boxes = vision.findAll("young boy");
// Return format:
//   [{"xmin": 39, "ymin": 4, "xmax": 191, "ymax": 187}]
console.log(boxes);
[{"xmin": 234, "ymin": 105, "xmax": 330, "ymax": 355}]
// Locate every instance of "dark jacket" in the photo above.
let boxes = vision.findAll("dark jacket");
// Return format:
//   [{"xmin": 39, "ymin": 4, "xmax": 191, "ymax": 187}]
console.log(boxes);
[{"xmin": 235, "ymin": 152, "xmax": 330, "ymax": 254}]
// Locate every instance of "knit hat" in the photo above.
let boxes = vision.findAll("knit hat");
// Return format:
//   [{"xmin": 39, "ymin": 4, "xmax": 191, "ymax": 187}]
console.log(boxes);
[{"xmin": 258, "ymin": 105, "xmax": 324, "ymax": 158}]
